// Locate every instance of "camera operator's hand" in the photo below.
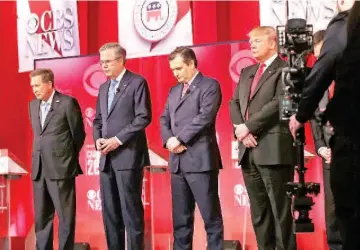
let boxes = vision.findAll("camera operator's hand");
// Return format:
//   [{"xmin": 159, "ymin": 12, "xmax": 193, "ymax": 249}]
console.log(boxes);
[
  {"xmin": 318, "ymin": 147, "xmax": 331, "ymax": 164},
  {"xmin": 234, "ymin": 124, "xmax": 250, "ymax": 141},
  {"xmin": 242, "ymin": 134, "xmax": 257, "ymax": 148},
  {"xmin": 289, "ymin": 115, "xmax": 304, "ymax": 139}
]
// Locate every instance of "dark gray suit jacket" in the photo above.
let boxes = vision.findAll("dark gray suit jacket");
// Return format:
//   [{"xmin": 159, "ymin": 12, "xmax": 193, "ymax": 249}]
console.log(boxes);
[
  {"xmin": 93, "ymin": 70, "xmax": 151, "ymax": 171},
  {"xmin": 29, "ymin": 91, "xmax": 86, "ymax": 180},
  {"xmin": 160, "ymin": 72, "xmax": 223, "ymax": 173},
  {"xmin": 229, "ymin": 57, "xmax": 296, "ymax": 166}
]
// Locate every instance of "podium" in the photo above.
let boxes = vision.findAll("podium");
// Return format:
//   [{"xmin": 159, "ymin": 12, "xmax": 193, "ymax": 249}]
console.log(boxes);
[{"xmin": 0, "ymin": 149, "xmax": 28, "ymax": 250}]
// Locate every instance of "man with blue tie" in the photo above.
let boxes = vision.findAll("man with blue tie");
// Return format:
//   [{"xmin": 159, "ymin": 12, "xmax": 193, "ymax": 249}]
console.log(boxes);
[
  {"xmin": 160, "ymin": 46, "xmax": 224, "ymax": 250},
  {"xmin": 93, "ymin": 43, "xmax": 152, "ymax": 250},
  {"xmin": 29, "ymin": 68, "xmax": 85, "ymax": 250}
]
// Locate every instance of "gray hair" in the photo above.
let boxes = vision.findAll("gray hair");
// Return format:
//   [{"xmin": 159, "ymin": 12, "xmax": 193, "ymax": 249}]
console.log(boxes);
[{"xmin": 99, "ymin": 42, "xmax": 127, "ymax": 62}]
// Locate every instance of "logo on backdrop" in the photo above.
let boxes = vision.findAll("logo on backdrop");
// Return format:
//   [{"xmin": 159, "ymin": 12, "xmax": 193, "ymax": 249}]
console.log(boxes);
[
  {"xmin": 85, "ymin": 107, "xmax": 96, "ymax": 129},
  {"xmin": 133, "ymin": 0, "xmax": 178, "ymax": 42},
  {"xmin": 229, "ymin": 49, "xmax": 257, "ymax": 83},
  {"xmin": 87, "ymin": 189, "xmax": 102, "ymax": 211},
  {"xmin": 85, "ymin": 144, "xmax": 100, "ymax": 176},
  {"xmin": 234, "ymin": 184, "xmax": 250, "ymax": 207},
  {"xmin": 83, "ymin": 64, "xmax": 107, "ymax": 97},
  {"xmin": 17, "ymin": 0, "xmax": 81, "ymax": 72}
]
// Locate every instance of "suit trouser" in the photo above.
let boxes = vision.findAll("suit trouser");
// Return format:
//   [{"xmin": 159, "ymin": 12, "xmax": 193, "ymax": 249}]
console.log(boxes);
[
  {"xmin": 322, "ymin": 161, "xmax": 343, "ymax": 250},
  {"xmin": 33, "ymin": 165, "xmax": 76, "ymax": 250},
  {"xmin": 171, "ymin": 168, "xmax": 224, "ymax": 250},
  {"xmin": 100, "ymin": 164, "xmax": 144, "ymax": 250},
  {"xmin": 241, "ymin": 150, "xmax": 296, "ymax": 250},
  {"xmin": 330, "ymin": 134, "xmax": 360, "ymax": 250}
]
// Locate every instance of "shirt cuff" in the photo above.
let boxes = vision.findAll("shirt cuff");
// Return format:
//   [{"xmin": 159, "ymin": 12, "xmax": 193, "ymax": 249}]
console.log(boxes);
[
  {"xmin": 115, "ymin": 136, "xmax": 123, "ymax": 145},
  {"xmin": 317, "ymin": 146, "xmax": 327, "ymax": 156}
]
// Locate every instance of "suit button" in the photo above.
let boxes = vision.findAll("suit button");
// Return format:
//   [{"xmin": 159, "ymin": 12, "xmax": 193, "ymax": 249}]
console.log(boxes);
[{"xmin": 175, "ymin": 124, "xmax": 178, "ymax": 127}]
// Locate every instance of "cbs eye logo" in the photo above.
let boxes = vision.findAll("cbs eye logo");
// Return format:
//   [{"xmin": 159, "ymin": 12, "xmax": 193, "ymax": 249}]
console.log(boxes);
[
  {"xmin": 228, "ymin": 49, "xmax": 256, "ymax": 83},
  {"xmin": 83, "ymin": 64, "xmax": 107, "ymax": 97}
]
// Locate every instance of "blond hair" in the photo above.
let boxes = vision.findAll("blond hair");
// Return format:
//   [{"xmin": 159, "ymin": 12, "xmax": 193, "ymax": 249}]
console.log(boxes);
[{"xmin": 248, "ymin": 26, "xmax": 277, "ymax": 41}]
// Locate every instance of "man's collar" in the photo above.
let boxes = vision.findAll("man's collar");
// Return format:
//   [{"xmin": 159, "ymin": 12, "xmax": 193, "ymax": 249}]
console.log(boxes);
[
  {"xmin": 187, "ymin": 70, "xmax": 199, "ymax": 85},
  {"xmin": 115, "ymin": 68, "xmax": 126, "ymax": 83},
  {"xmin": 42, "ymin": 89, "xmax": 55, "ymax": 105},
  {"xmin": 263, "ymin": 53, "xmax": 277, "ymax": 69}
]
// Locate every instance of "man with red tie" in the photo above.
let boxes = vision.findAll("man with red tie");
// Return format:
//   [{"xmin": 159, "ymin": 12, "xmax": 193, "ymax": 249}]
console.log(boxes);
[
  {"xmin": 229, "ymin": 26, "xmax": 297, "ymax": 250},
  {"xmin": 160, "ymin": 47, "xmax": 224, "ymax": 250}
]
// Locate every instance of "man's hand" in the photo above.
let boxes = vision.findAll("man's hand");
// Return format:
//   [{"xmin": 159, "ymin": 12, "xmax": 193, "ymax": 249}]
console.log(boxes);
[
  {"xmin": 166, "ymin": 137, "xmax": 181, "ymax": 151},
  {"xmin": 242, "ymin": 134, "xmax": 258, "ymax": 148},
  {"xmin": 234, "ymin": 124, "xmax": 250, "ymax": 142},
  {"xmin": 173, "ymin": 144, "xmax": 187, "ymax": 154},
  {"xmin": 96, "ymin": 138, "xmax": 106, "ymax": 151},
  {"xmin": 319, "ymin": 147, "xmax": 331, "ymax": 164},
  {"xmin": 289, "ymin": 115, "xmax": 304, "ymax": 139},
  {"xmin": 100, "ymin": 137, "xmax": 121, "ymax": 155}
]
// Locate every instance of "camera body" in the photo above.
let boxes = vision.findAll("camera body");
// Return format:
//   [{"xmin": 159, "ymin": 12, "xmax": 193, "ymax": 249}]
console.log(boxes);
[{"xmin": 277, "ymin": 18, "xmax": 313, "ymax": 121}]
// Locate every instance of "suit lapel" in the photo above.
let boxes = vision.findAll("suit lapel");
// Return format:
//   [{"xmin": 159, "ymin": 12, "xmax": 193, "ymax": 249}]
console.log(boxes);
[
  {"xmin": 250, "ymin": 57, "xmax": 281, "ymax": 100},
  {"xmin": 108, "ymin": 70, "xmax": 131, "ymax": 118},
  {"xmin": 41, "ymin": 91, "xmax": 61, "ymax": 133},
  {"xmin": 175, "ymin": 72, "xmax": 203, "ymax": 111},
  {"xmin": 101, "ymin": 80, "xmax": 110, "ymax": 117},
  {"xmin": 33, "ymin": 100, "xmax": 42, "ymax": 133},
  {"xmin": 240, "ymin": 66, "xmax": 257, "ymax": 118}
]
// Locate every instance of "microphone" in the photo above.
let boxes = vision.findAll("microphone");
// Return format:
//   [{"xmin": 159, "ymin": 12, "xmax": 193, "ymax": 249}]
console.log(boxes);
[
  {"xmin": 185, "ymin": 89, "xmax": 190, "ymax": 95},
  {"xmin": 249, "ymin": 73, "xmax": 255, "ymax": 78},
  {"xmin": 116, "ymin": 87, "xmax": 120, "ymax": 93}
]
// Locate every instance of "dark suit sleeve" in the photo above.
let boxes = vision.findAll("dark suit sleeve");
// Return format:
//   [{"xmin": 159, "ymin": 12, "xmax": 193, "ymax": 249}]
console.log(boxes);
[
  {"xmin": 66, "ymin": 98, "xmax": 86, "ymax": 155},
  {"xmin": 159, "ymin": 95, "xmax": 174, "ymax": 148},
  {"xmin": 229, "ymin": 70, "xmax": 245, "ymax": 125},
  {"xmin": 244, "ymin": 71, "xmax": 282, "ymax": 134},
  {"xmin": 93, "ymin": 89, "xmax": 102, "ymax": 148},
  {"xmin": 296, "ymin": 19, "xmax": 347, "ymax": 123},
  {"xmin": 176, "ymin": 81, "xmax": 222, "ymax": 144},
  {"xmin": 116, "ymin": 79, "xmax": 152, "ymax": 144}
]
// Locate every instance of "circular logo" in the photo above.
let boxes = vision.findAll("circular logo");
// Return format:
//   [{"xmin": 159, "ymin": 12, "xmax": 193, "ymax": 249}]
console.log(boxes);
[
  {"xmin": 87, "ymin": 189, "xmax": 97, "ymax": 200},
  {"xmin": 26, "ymin": 13, "xmax": 39, "ymax": 34},
  {"xmin": 134, "ymin": 0, "xmax": 178, "ymax": 42},
  {"xmin": 229, "ymin": 49, "xmax": 256, "ymax": 83},
  {"xmin": 83, "ymin": 63, "xmax": 107, "ymax": 97}
]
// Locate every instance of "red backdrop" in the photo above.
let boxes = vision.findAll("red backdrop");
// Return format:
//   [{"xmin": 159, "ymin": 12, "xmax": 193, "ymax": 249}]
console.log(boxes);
[{"xmin": 0, "ymin": 1, "xmax": 327, "ymax": 249}]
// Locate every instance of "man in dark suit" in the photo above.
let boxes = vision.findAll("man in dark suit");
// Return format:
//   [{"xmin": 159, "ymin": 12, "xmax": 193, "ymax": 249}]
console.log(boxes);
[
  {"xmin": 29, "ymin": 68, "xmax": 85, "ymax": 250},
  {"xmin": 93, "ymin": 43, "xmax": 152, "ymax": 250},
  {"xmin": 229, "ymin": 26, "xmax": 296, "ymax": 250},
  {"xmin": 310, "ymin": 30, "xmax": 342, "ymax": 250},
  {"xmin": 288, "ymin": 1, "xmax": 355, "ymax": 248},
  {"xmin": 160, "ymin": 47, "xmax": 224, "ymax": 250}
]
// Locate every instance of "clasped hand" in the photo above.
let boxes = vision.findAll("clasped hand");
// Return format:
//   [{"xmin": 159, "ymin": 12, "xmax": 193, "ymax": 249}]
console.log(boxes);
[
  {"xmin": 234, "ymin": 124, "xmax": 257, "ymax": 148},
  {"xmin": 96, "ymin": 137, "xmax": 121, "ymax": 155},
  {"xmin": 166, "ymin": 136, "xmax": 187, "ymax": 154}
]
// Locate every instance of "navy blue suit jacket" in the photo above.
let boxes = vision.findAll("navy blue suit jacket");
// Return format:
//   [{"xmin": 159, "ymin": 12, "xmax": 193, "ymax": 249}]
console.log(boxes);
[
  {"xmin": 93, "ymin": 70, "xmax": 152, "ymax": 171},
  {"xmin": 160, "ymin": 72, "xmax": 223, "ymax": 173}
]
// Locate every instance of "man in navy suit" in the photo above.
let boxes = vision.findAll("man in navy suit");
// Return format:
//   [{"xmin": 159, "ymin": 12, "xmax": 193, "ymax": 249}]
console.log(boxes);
[
  {"xmin": 93, "ymin": 43, "xmax": 152, "ymax": 250},
  {"xmin": 160, "ymin": 47, "xmax": 224, "ymax": 250}
]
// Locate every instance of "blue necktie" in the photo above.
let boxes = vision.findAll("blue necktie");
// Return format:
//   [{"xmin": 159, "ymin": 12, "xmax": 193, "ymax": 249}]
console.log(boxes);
[
  {"xmin": 41, "ymin": 102, "xmax": 50, "ymax": 128},
  {"xmin": 108, "ymin": 80, "xmax": 117, "ymax": 113}
]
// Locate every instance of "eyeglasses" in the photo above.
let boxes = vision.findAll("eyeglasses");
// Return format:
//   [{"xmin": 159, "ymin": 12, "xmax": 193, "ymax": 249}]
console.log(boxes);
[{"xmin": 99, "ymin": 57, "xmax": 121, "ymax": 66}]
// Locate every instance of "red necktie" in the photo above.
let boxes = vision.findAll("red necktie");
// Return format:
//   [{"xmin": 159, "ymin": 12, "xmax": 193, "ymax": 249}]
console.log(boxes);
[
  {"xmin": 182, "ymin": 83, "xmax": 189, "ymax": 98},
  {"xmin": 328, "ymin": 81, "xmax": 335, "ymax": 99},
  {"xmin": 246, "ymin": 63, "xmax": 266, "ymax": 119}
]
